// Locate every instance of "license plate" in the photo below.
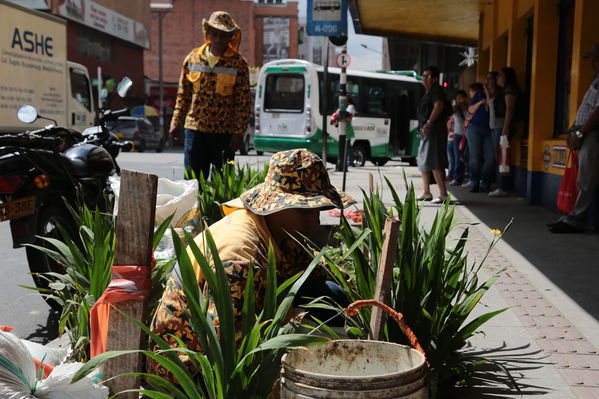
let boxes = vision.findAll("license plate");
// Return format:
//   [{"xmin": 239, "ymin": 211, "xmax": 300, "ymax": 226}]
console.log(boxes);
[{"xmin": 0, "ymin": 197, "xmax": 36, "ymax": 222}]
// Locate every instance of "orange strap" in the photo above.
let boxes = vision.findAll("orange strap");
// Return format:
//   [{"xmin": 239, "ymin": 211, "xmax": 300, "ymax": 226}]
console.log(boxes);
[
  {"xmin": 345, "ymin": 299, "xmax": 429, "ymax": 367},
  {"xmin": 90, "ymin": 264, "xmax": 152, "ymax": 358}
]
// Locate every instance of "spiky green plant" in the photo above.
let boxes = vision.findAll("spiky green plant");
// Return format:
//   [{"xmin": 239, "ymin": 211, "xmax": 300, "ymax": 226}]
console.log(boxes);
[
  {"xmin": 317, "ymin": 176, "xmax": 512, "ymax": 395},
  {"xmin": 195, "ymin": 162, "xmax": 268, "ymax": 225},
  {"xmin": 25, "ymin": 194, "xmax": 173, "ymax": 362},
  {"xmin": 71, "ymin": 228, "xmax": 330, "ymax": 398}
]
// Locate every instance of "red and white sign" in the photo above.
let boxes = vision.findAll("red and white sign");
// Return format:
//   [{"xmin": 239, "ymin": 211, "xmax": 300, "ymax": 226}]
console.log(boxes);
[{"xmin": 336, "ymin": 52, "xmax": 351, "ymax": 68}]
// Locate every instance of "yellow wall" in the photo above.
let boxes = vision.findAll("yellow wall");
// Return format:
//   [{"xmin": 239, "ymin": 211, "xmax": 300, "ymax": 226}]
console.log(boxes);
[
  {"xmin": 516, "ymin": 0, "xmax": 533, "ymax": 19},
  {"xmin": 527, "ymin": 0, "xmax": 560, "ymax": 174},
  {"xmin": 481, "ymin": 5, "xmax": 494, "ymax": 49}
]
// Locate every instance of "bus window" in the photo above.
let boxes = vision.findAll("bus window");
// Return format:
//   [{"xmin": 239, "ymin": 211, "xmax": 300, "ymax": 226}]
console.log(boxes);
[
  {"xmin": 363, "ymin": 79, "xmax": 389, "ymax": 117},
  {"xmin": 264, "ymin": 74, "xmax": 305, "ymax": 112},
  {"xmin": 319, "ymin": 74, "xmax": 360, "ymax": 115}
]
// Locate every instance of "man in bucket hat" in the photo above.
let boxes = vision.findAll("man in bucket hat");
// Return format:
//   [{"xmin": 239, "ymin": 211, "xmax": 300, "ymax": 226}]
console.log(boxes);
[
  {"xmin": 170, "ymin": 11, "xmax": 251, "ymax": 180},
  {"xmin": 150, "ymin": 149, "xmax": 355, "ymax": 378}
]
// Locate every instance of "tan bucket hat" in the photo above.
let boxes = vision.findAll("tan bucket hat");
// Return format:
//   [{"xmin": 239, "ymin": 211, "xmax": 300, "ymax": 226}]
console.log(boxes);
[
  {"xmin": 240, "ymin": 149, "xmax": 355, "ymax": 215},
  {"xmin": 202, "ymin": 11, "xmax": 239, "ymax": 33}
]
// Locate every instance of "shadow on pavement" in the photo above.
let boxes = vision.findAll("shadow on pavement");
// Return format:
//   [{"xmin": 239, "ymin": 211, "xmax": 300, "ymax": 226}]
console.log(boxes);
[
  {"xmin": 448, "ymin": 342, "xmax": 551, "ymax": 398},
  {"xmin": 24, "ymin": 308, "xmax": 60, "ymax": 344},
  {"xmin": 448, "ymin": 185, "xmax": 599, "ymax": 321}
]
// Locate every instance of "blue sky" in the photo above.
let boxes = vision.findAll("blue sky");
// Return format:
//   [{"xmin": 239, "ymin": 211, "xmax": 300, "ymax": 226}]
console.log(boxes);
[{"xmin": 295, "ymin": 0, "xmax": 383, "ymax": 71}]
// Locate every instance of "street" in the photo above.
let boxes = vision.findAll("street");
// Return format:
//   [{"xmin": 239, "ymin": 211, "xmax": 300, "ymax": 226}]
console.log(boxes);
[{"xmin": 0, "ymin": 148, "xmax": 270, "ymax": 343}]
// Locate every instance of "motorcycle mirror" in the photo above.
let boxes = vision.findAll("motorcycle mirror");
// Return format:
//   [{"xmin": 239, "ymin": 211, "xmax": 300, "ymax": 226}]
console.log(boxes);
[
  {"xmin": 116, "ymin": 77, "xmax": 133, "ymax": 98},
  {"xmin": 17, "ymin": 105, "xmax": 38, "ymax": 124}
]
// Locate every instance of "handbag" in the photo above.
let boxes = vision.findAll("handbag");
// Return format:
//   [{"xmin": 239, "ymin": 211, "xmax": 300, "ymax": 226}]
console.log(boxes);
[
  {"xmin": 556, "ymin": 151, "xmax": 579, "ymax": 214},
  {"xmin": 498, "ymin": 135, "xmax": 510, "ymax": 175}
]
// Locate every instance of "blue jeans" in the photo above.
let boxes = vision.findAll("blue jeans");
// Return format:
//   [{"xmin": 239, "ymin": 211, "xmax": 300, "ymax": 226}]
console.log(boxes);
[
  {"xmin": 448, "ymin": 135, "xmax": 464, "ymax": 183},
  {"xmin": 184, "ymin": 129, "xmax": 232, "ymax": 180},
  {"xmin": 466, "ymin": 124, "xmax": 493, "ymax": 190},
  {"xmin": 491, "ymin": 128, "xmax": 511, "ymax": 191}
]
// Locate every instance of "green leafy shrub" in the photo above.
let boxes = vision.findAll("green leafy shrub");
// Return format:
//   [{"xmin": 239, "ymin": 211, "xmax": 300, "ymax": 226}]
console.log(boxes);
[
  {"xmin": 320, "ymin": 177, "xmax": 511, "ymax": 395},
  {"xmin": 26, "ymin": 194, "xmax": 172, "ymax": 362},
  {"xmin": 72, "ymin": 229, "xmax": 329, "ymax": 398}
]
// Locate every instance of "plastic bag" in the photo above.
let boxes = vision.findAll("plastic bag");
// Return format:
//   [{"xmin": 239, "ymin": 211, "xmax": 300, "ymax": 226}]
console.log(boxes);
[
  {"xmin": 0, "ymin": 330, "xmax": 108, "ymax": 399},
  {"xmin": 498, "ymin": 135, "xmax": 510, "ymax": 175},
  {"xmin": 110, "ymin": 176, "xmax": 199, "ymax": 227},
  {"xmin": 557, "ymin": 151, "xmax": 579, "ymax": 214}
]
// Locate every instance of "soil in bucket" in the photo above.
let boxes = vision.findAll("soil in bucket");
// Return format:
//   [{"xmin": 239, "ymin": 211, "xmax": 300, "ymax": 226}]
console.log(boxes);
[{"xmin": 280, "ymin": 339, "xmax": 427, "ymax": 398}]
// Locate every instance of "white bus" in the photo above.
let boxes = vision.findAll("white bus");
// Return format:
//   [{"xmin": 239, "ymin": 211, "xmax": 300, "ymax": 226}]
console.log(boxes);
[{"xmin": 253, "ymin": 59, "xmax": 424, "ymax": 166}]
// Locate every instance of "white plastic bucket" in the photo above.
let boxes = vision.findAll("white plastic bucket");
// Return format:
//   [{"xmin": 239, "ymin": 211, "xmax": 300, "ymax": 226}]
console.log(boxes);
[{"xmin": 280, "ymin": 340, "xmax": 427, "ymax": 398}]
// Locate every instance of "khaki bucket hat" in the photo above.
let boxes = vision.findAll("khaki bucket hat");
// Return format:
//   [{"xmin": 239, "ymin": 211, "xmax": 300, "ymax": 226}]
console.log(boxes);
[
  {"xmin": 240, "ymin": 149, "xmax": 355, "ymax": 216},
  {"xmin": 203, "ymin": 11, "xmax": 239, "ymax": 33}
]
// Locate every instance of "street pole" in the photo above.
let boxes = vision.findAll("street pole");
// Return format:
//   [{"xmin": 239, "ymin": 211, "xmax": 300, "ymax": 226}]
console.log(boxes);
[
  {"xmin": 337, "ymin": 45, "xmax": 349, "ymax": 191},
  {"xmin": 321, "ymin": 39, "xmax": 329, "ymax": 165},
  {"xmin": 158, "ymin": 13, "xmax": 165, "ymax": 145}
]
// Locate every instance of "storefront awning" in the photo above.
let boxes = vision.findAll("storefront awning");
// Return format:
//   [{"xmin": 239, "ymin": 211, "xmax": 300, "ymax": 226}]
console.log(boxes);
[{"xmin": 349, "ymin": 0, "xmax": 488, "ymax": 46}]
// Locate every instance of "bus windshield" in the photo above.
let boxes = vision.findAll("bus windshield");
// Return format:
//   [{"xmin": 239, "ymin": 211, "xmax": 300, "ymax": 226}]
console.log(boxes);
[{"xmin": 264, "ymin": 73, "xmax": 304, "ymax": 112}]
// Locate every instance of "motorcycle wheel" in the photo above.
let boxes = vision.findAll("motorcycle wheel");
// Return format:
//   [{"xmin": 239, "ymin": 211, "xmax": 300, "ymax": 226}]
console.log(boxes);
[
  {"xmin": 137, "ymin": 140, "xmax": 146, "ymax": 153},
  {"xmin": 25, "ymin": 205, "xmax": 77, "ymax": 311}
]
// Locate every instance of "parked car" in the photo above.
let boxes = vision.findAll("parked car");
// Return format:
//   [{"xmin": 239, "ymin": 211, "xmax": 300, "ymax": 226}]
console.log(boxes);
[{"xmin": 106, "ymin": 116, "xmax": 164, "ymax": 152}]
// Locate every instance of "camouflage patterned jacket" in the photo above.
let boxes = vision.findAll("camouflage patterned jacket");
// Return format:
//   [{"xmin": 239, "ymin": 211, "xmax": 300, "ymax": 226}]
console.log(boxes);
[
  {"xmin": 170, "ymin": 43, "xmax": 251, "ymax": 135},
  {"xmin": 149, "ymin": 206, "xmax": 322, "ymax": 379}
]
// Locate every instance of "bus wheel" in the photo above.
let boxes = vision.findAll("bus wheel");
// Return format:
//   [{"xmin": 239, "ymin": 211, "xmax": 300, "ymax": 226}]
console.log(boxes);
[
  {"xmin": 372, "ymin": 157, "xmax": 389, "ymax": 166},
  {"xmin": 352, "ymin": 145, "xmax": 366, "ymax": 167}
]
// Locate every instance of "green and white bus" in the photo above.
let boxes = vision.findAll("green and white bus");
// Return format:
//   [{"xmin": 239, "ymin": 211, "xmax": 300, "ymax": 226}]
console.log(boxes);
[{"xmin": 253, "ymin": 59, "xmax": 424, "ymax": 166}]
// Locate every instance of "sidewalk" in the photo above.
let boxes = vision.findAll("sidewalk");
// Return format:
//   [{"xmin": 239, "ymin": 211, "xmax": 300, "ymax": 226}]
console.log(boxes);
[{"xmin": 324, "ymin": 160, "xmax": 599, "ymax": 398}]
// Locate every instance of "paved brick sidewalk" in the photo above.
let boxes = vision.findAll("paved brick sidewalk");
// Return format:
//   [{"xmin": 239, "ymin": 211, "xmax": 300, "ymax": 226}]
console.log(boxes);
[
  {"xmin": 455, "ymin": 206, "xmax": 599, "ymax": 398},
  {"xmin": 325, "ymin": 163, "xmax": 599, "ymax": 398}
]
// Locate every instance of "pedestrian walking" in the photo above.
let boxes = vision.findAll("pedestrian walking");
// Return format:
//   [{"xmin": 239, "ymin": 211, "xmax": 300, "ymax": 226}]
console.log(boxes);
[
  {"xmin": 169, "ymin": 11, "xmax": 252, "ymax": 180},
  {"xmin": 448, "ymin": 90, "xmax": 468, "ymax": 186},
  {"xmin": 464, "ymin": 82, "xmax": 493, "ymax": 192},
  {"xmin": 416, "ymin": 66, "xmax": 450, "ymax": 204}
]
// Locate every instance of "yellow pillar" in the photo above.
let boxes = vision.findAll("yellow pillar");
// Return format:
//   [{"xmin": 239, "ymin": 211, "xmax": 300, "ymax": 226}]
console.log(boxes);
[
  {"xmin": 477, "ymin": 48, "xmax": 490, "ymax": 82},
  {"xmin": 526, "ymin": 0, "xmax": 560, "ymax": 200},
  {"xmin": 477, "ymin": 10, "xmax": 491, "ymax": 81},
  {"xmin": 569, "ymin": 0, "xmax": 599, "ymax": 125},
  {"xmin": 490, "ymin": 35, "xmax": 508, "ymax": 71},
  {"xmin": 506, "ymin": 1, "xmax": 528, "ymax": 94}
]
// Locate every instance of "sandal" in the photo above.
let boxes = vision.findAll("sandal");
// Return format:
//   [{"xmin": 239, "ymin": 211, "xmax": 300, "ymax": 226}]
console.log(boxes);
[
  {"xmin": 416, "ymin": 193, "xmax": 433, "ymax": 201},
  {"xmin": 431, "ymin": 196, "xmax": 449, "ymax": 204}
]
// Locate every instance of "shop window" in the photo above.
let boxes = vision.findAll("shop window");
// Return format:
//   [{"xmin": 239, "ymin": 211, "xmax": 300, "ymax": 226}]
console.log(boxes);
[
  {"xmin": 553, "ymin": 0, "xmax": 574, "ymax": 136},
  {"xmin": 77, "ymin": 25, "xmax": 113, "ymax": 63}
]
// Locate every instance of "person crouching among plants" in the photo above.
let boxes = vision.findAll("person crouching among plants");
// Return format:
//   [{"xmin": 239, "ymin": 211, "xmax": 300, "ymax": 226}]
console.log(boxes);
[{"xmin": 149, "ymin": 148, "xmax": 355, "ymax": 379}]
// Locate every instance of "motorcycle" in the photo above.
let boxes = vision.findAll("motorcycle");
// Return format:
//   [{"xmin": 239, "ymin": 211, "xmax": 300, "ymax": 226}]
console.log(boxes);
[{"xmin": 0, "ymin": 77, "xmax": 134, "ymax": 308}]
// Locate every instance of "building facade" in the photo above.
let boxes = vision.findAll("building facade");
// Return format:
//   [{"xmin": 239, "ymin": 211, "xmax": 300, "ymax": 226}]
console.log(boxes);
[
  {"xmin": 34, "ymin": 0, "xmax": 151, "ymax": 108},
  {"xmin": 144, "ymin": 0, "xmax": 299, "ymax": 130},
  {"xmin": 478, "ymin": 0, "xmax": 598, "ymax": 221}
]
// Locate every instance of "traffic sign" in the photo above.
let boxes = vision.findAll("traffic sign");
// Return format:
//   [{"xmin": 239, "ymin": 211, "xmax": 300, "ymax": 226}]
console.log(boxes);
[
  {"xmin": 307, "ymin": 0, "xmax": 348, "ymax": 37},
  {"xmin": 336, "ymin": 52, "xmax": 351, "ymax": 68}
]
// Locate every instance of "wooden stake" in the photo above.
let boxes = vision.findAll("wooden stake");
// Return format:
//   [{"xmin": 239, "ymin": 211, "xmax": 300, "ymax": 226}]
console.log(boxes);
[
  {"xmin": 369, "ymin": 218, "xmax": 400, "ymax": 341},
  {"xmin": 103, "ymin": 170, "xmax": 158, "ymax": 398}
]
